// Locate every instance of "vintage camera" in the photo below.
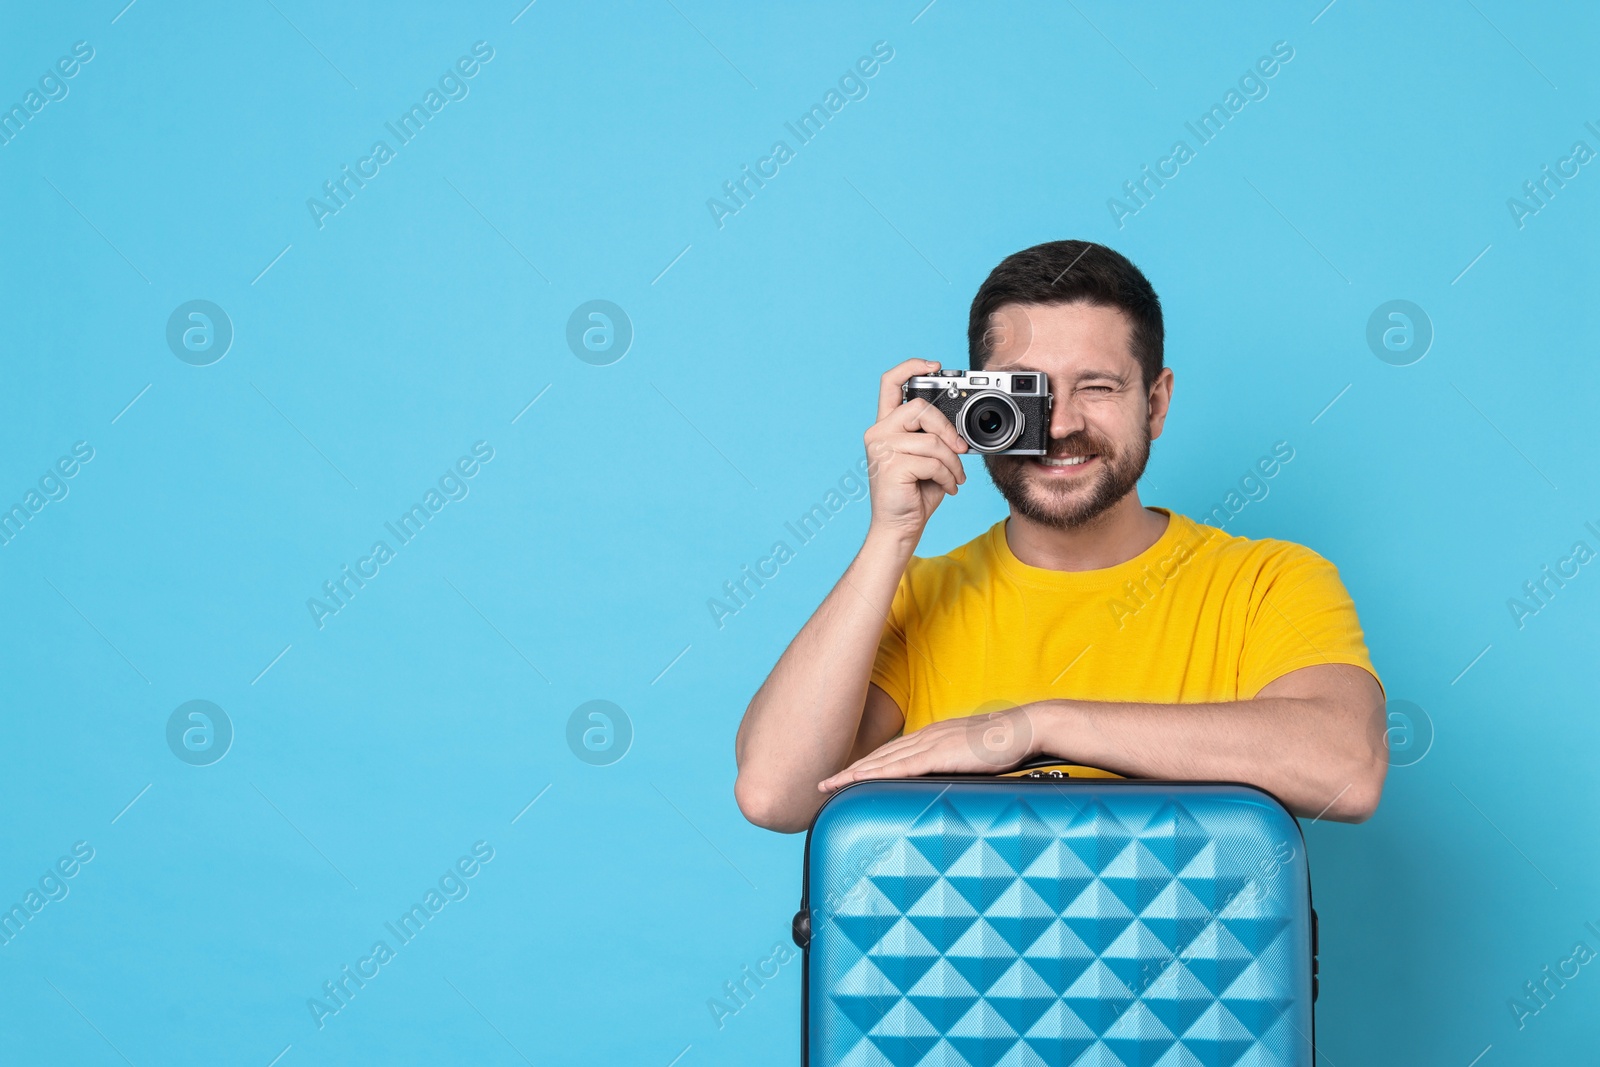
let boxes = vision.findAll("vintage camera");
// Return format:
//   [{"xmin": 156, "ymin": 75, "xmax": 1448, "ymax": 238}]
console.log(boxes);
[{"xmin": 901, "ymin": 369, "xmax": 1052, "ymax": 454}]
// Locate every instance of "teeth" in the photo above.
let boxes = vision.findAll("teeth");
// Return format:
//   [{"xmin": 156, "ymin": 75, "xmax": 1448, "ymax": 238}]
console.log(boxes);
[{"xmin": 1040, "ymin": 456, "xmax": 1090, "ymax": 467}]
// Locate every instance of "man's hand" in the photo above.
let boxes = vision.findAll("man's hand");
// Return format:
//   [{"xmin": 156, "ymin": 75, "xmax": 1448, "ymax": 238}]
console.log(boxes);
[
  {"xmin": 865, "ymin": 358, "xmax": 968, "ymax": 544},
  {"xmin": 811, "ymin": 664, "xmax": 1387, "ymax": 823},
  {"xmin": 817, "ymin": 706, "xmax": 1036, "ymax": 792}
]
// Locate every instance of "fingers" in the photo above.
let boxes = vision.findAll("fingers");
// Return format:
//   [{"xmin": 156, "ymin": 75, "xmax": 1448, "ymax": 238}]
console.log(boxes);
[
  {"xmin": 819, "ymin": 750, "xmax": 930, "ymax": 791},
  {"xmin": 865, "ymin": 438, "xmax": 957, "ymax": 494},
  {"xmin": 879, "ymin": 398, "xmax": 968, "ymax": 456},
  {"xmin": 864, "ymin": 399, "xmax": 968, "ymax": 498},
  {"xmin": 879, "ymin": 433, "xmax": 965, "ymax": 489},
  {"xmin": 878, "ymin": 358, "xmax": 942, "ymax": 421},
  {"xmin": 820, "ymin": 737, "xmax": 931, "ymax": 790},
  {"xmin": 845, "ymin": 733, "xmax": 921, "ymax": 770},
  {"xmin": 890, "ymin": 454, "xmax": 959, "ymax": 497}
]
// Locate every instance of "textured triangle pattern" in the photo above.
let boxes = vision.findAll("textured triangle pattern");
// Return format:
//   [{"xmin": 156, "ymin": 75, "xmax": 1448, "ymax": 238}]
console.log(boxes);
[{"xmin": 808, "ymin": 782, "xmax": 1312, "ymax": 1066}]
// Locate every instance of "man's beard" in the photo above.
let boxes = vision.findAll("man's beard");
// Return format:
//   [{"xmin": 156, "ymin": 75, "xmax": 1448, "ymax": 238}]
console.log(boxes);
[{"xmin": 983, "ymin": 424, "xmax": 1151, "ymax": 530}]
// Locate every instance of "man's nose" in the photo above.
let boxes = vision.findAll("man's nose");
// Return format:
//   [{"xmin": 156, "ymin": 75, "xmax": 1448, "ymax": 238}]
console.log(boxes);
[{"xmin": 1048, "ymin": 386, "xmax": 1086, "ymax": 439}]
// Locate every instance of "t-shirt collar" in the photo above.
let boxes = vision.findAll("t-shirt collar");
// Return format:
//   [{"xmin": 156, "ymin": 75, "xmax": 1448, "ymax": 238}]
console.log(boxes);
[{"xmin": 987, "ymin": 507, "xmax": 1196, "ymax": 589}]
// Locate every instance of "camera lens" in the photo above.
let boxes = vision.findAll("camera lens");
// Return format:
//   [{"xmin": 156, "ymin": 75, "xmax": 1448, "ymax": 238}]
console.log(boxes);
[{"xmin": 958, "ymin": 391, "xmax": 1023, "ymax": 452}]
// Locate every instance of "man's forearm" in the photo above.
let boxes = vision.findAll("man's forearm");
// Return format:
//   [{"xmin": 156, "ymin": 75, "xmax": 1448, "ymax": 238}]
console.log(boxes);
[
  {"xmin": 733, "ymin": 527, "xmax": 915, "ymax": 831},
  {"xmin": 1027, "ymin": 687, "xmax": 1387, "ymax": 822}
]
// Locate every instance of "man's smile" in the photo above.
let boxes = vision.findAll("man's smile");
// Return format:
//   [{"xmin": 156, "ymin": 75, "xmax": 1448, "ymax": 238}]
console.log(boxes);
[{"xmin": 1032, "ymin": 453, "xmax": 1100, "ymax": 476}]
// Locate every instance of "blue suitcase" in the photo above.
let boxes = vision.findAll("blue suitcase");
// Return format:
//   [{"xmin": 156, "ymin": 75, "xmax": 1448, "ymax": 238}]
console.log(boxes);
[{"xmin": 794, "ymin": 769, "xmax": 1318, "ymax": 1066}]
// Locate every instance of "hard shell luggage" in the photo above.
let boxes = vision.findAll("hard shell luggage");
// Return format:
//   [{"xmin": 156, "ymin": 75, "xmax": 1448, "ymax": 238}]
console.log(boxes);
[{"xmin": 794, "ymin": 769, "xmax": 1318, "ymax": 1066}]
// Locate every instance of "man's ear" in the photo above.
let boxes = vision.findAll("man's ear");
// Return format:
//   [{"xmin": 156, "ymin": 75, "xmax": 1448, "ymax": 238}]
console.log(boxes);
[{"xmin": 1147, "ymin": 367, "xmax": 1175, "ymax": 440}]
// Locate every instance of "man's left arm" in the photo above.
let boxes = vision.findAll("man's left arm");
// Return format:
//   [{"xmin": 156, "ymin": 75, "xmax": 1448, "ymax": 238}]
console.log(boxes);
[{"xmin": 817, "ymin": 663, "xmax": 1388, "ymax": 823}]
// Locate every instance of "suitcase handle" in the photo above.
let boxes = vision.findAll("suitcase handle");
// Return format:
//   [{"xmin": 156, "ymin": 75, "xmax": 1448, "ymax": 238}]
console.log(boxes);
[{"xmin": 1015, "ymin": 755, "xmax": 1073, "ymax": 773}]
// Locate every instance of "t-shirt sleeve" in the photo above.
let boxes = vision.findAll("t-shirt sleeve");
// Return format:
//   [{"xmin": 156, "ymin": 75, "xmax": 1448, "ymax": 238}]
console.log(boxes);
[
  {"xmin": 869, "ymin": 569, "xmax": 914, "ymax": 714},
  {"xmin": 1238, "ymin": 545, "xmax": 1382, "ymax": 699}
]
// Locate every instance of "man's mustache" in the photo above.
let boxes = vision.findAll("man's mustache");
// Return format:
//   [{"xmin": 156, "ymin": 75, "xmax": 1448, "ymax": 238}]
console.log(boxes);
[{"xmin": 1042, "ymin": 433, "xmax": 1113, "ymax": 459}]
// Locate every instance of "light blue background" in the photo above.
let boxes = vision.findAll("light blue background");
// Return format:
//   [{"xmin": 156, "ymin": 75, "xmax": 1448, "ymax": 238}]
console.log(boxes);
[{"xmin": 1, "ymin": 1, "xmax": 1595, "ymax": 1064}]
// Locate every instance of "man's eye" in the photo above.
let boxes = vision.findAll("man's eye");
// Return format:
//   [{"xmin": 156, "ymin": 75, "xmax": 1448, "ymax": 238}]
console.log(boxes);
[{"xmin": 1081, "ymin": 385, "xmax": 1115, "ymax": 393}]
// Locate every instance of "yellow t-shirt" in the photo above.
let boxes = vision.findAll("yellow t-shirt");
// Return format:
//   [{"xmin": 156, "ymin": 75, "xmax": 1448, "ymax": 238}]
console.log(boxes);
[{"xmin": 870, "ymin": 509, "xmax": 1380, "ymax": 773}]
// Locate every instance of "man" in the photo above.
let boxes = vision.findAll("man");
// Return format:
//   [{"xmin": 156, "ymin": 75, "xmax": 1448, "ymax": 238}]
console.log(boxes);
[{"xmin": 733, "ymin": 240, "xmax": 1386, "ymax": 834}]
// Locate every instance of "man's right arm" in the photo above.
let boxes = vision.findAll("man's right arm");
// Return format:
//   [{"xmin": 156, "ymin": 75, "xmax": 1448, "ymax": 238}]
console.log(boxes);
[{"xmin": 733, "ymin": 359, "xmax": 968, "ymax": 833}]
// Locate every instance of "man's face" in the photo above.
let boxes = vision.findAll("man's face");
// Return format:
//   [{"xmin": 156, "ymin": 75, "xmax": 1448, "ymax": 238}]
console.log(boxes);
[{"xmin": 980, "ymin": 301, "xmax": 1173, "ymax": 529}]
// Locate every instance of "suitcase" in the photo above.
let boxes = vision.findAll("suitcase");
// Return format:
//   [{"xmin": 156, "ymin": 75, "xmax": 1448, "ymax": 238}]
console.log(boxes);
[{"xmin": 794, "ymin": 766, "xmax": 1318, "ymax": 1066}]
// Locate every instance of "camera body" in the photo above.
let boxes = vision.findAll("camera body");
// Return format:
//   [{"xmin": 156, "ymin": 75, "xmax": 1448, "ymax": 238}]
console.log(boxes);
[{"xmin": 901, "ymin": 369, "xmax": 1052, "ymax": 454}]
